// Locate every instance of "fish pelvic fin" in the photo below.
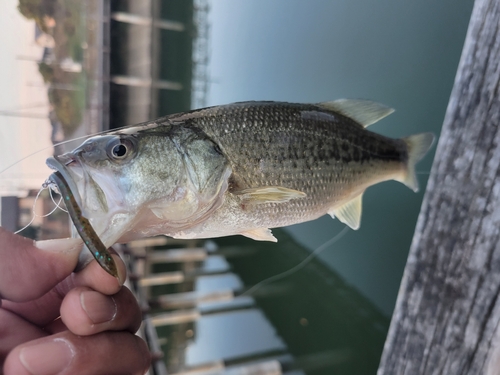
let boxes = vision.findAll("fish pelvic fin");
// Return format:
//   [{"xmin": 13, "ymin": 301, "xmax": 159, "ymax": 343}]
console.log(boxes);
[
  {"xmin": 400, "ymin": 133, "xmax": 435, "ymax": 192},
  {"xmin": 233, "ymin": 186, "xmax": 306, "ymax": 205},
  {"xmin": 240, "ymin": 228, "xmax": 278, "ymax": 242},
  {"xmin": 328, "ymin": 193, "xmax": 363, "ymax": 230},
  {"xmin": 318, "ymin": 99, "xmax": 394, "ymax": 127}
]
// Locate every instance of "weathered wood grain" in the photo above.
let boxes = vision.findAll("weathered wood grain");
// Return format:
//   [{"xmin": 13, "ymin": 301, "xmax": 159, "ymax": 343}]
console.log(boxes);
[{"xmin": 378, "ymin": 0, "xmax": 500, "ymax": 373}]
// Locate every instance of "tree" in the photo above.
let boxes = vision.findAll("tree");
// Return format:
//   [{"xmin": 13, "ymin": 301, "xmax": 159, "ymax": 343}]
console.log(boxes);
[
  {"xmin": 38, "ymin": 62, "xmax": 54, "ymax": 83},
  {"xmin": 17, "ymin": 0, "xmax": 56, "ymax": 32}
]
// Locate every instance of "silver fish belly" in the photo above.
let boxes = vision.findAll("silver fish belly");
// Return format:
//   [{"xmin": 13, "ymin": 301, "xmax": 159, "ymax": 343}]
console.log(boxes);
[{"xmin": 47, "ymin": 99, "xmax": 434, "ymax": 246}]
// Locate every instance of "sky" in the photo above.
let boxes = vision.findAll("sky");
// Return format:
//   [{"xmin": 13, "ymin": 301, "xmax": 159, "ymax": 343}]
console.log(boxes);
[{"xmin": 0, "ymin": 0, "xmax": 53, "ymax": 197}]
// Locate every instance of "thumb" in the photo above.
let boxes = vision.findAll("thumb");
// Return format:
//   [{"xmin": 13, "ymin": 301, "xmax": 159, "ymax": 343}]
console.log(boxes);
[{"xmin": 0, "ymin": 227, "xmax": 82, "ymax": 303}]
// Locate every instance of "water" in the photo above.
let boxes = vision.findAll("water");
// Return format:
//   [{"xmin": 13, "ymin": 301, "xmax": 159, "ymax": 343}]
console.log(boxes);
[
  {"xmin": 170, "ymin": 1, "xmax": 474, "ymax": 372},
  {"xmin": 214, "ymin": 230, "xmax": 390, "ymax": 374},
  {"xmin": 149, "ymin": 230, "xmax": 389, "ymax": 374},
  {"xmin": 206, "ymin": 0, "xmax": 475, "ymax": 316}
]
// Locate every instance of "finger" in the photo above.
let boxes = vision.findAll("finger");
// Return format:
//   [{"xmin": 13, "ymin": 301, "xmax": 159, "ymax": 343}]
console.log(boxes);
[
  {"xmin": 1, "ymin": 289, "xmax": 63, "ymax": 327},
  {"xmin": 0, "ymin": 227, "xmax": 82, "ymax": 303},
  {"xmin": 1, "ymin": 253, "xmax": 126, "ymax": 326},
  {"xmin": 60, "ymin": 286, "xmax": 142, "ymax": 336},
  {"xmin": 0, "ymin": 309, "xmax": 46, "ymax": 367},
  {"xmin": 3, "ymin": 331, "xmax": 151, "ymax": 375},
  {"xmin": 44, "ymin": 318, "xmax": 67, "ymax": 335},
  {"xmin": 72, "ymin": 252, "xmax": 127, "ymax": 295}
]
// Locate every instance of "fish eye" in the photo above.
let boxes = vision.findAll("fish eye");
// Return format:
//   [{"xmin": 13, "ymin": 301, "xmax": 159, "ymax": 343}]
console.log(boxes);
[
  {"xmin": 112, "ymin": 144, "xmax": 127, "ymax": 157},
  {"xmin": 106, "ymin": 137, "xmax": 135, "ymax": 161}
]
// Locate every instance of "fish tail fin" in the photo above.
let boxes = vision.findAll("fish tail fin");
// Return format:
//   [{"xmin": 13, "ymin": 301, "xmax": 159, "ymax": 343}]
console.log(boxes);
[{"xmin": 400, "ymin": 133, "xmax": 435, "ymax": 192}]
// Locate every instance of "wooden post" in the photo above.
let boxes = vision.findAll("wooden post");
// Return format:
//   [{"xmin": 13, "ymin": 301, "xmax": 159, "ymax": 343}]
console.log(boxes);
[{"xmin": 378, "ymin": 0, "xmax": 500, "ymax": 373}]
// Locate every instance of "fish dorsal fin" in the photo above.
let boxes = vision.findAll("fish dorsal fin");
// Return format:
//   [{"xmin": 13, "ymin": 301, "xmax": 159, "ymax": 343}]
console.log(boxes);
[
  {"xmin": 328, "ymin": 194, "xmax": 363, "ymax": 230},
  {"xmin": 318, "ymin": 99, "xmax": 394, "ymax": 127},
  {"xmin": 233, "ymin": 186, "xmax": 306, "ymax": 204},
  {"xmin": 240, "ymin": 228, "xmax": 277, "ymax": 242}
]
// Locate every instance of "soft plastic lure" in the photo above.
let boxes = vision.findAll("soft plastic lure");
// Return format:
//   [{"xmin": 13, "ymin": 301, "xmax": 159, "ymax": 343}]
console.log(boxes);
[{"xmin": 48, "ymin": 171, "xmax": 118, "ymax": 278}]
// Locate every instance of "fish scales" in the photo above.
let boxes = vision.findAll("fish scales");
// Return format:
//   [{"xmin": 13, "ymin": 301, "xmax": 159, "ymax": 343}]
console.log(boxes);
[{"xmin": 159, "ymin": 102, "xmax": 408, "ymax": 228}]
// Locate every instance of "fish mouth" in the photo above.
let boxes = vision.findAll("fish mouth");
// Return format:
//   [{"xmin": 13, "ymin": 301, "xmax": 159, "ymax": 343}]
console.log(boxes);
[
  {"xmin": 46, "ymin": 156, "xmax": 119, "ymax": 278},
  {"xmin": 46, "ymin": 155, "xmax": 84, "ymax": 209},
  {"xmin": 46, "ymin": 152, "xmax": 132, "ymax": 246}
]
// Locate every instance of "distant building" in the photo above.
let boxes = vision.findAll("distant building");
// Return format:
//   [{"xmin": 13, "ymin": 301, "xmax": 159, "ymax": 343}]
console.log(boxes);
[
  {"xmin": 109, "ymin": 0, "xmax": 209, "ymax": 128},
  {"xmin": 0, "ymin": 196, "xmax": 19, "ymax": 232}
]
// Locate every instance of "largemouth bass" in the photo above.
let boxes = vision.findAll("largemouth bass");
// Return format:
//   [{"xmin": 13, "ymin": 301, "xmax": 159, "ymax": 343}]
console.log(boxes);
[{"xmin": 46, "ymin": 100, "xmax": 434, "ymax": 252}]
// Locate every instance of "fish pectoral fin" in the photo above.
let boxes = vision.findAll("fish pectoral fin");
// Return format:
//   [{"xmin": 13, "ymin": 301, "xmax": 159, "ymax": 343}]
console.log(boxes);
[
  {"xmin": 329, "ymin": 194, "xmax": 363, "ymax": 230},
  {"xmin": 318, "ymin": 99, "xmax": 394, "ymax": 127},
  {"xmin": 233, "ymin": 186, "xmax": 306, "ymax": 204},
  {"xmin": 240, "ymin": 228, "xmax": 278, "ymax": 242}
]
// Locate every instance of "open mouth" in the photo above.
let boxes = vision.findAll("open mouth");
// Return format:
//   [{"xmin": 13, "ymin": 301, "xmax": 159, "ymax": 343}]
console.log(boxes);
[
  {"xmin": 45, "ymin": 156, "xmax": 119, "ymax": 279},
  {"xmin": 46, "ymin": 155, "xmax": 84, "ymax": 208}
]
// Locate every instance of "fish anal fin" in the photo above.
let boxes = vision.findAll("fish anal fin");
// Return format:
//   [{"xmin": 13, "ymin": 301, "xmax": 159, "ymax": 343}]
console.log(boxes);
[
  {"xmin": 318, "ymin": 99, "xmax": 394, "ymax": 127},
  {"xmin": 328, "ymin": 194, "xmax": 363, "ymax": 230},
  {"xmin": 240, "ymin": 228, "xmax": 277, "ymax": 242},
  {"xmin": 234, "ymin": 186, "xmax": 306, "ymax": 204}
]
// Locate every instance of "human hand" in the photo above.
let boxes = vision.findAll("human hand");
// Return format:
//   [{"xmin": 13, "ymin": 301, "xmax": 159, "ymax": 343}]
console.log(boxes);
[{"xmin": 0, "ymin": 227, "xmax": 151, "ymax": 374}]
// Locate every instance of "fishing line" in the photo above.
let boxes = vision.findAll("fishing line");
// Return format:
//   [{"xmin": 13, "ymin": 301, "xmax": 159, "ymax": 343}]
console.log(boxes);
[
  {"xmin": 14, "ymin": 186, "xmax": 46, "ymax": 234},
  {"xmin": 0, "ymin": 123, "xmax": 134, "ymax": 176},
  {"xmin": 48, "ymin": 188, "xmax": 68, "ymax": 213},
  {"xmin": 13, "ymin": 183, "xmax": 74, "ymax": 234},
  {"xmin": 1, "ymin": 139, "xmax": 81, "ymax": 176},
  {"xmin": 241, "ymin": 226, "xmax": 350, "ymax": 297},
  {"xmin": 14, "ymin": 215, "xmax": 37, "ymax": 235}
]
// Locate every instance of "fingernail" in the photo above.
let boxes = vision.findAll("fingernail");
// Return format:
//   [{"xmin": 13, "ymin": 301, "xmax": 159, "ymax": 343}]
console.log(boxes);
[
  {"xmin": 35, "ymin": 238, "xmax": 83, "ymax": 254},
  {"xmin": 20, "ymin": 339, "xmax": 74, "ymax": 375},
  {"xmin": 81, "ymin": 290, "xmax": 117, "ymax": 324},
  {"xmin": 112, "ymin": 254, "xmax": 126, "ymax": 285}
]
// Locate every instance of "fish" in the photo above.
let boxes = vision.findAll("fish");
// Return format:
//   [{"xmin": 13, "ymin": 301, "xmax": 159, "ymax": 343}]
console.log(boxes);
[{"xmin": 46, "ymin": 99, "xmax": 434, "ymax": 257}]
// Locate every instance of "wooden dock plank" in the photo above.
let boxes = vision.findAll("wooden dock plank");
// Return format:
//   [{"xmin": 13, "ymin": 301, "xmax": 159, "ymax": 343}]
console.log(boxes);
[{"xmin": 378, "ymin": 1, "xmax": 500, "ymax": 373}]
